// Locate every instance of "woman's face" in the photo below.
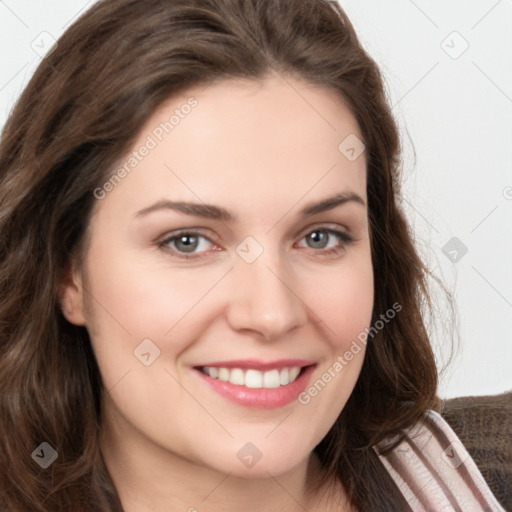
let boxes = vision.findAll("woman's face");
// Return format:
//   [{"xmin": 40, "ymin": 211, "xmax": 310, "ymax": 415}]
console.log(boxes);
[{"xmin": 64, "ymin": 74, "xmax": 373, "ymax": 478}]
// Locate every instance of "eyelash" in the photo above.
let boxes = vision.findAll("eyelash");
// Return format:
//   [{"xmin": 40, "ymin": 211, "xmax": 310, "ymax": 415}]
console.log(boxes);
[{"xmin": 157, "ymin": 227, "xmax": 355, "ymax": 260}]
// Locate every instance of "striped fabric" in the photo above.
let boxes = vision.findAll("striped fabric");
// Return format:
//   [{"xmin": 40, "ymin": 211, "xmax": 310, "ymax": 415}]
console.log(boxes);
[{"xmin": 376, "ymin": 410, "xmax": 506, "ymax": 511}]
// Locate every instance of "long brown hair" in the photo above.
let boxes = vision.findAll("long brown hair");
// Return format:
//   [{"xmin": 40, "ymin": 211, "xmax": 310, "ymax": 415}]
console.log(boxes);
[{"xmin": 0, "ymin": 0, "xmax": 447, "ymax": 510}]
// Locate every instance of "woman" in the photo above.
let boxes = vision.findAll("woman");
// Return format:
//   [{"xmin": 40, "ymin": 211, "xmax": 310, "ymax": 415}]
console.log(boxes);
[{"xmin": 0, "ymin": 0, "xmax": 505, "ymax": 510}]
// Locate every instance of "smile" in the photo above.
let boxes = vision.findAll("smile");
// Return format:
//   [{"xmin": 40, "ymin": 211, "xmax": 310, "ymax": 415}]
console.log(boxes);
[
  {"xmin": 193, "ymin": 359, "xmax": 316, "ymax": 409},
  {"xmin": 199, "ymin": 366, "xmax": 302, "ymax": 388}
]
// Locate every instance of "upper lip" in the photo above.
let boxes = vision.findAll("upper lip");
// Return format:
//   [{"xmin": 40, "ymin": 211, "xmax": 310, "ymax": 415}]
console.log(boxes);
[{"xmin": 194, "ymin": 359, "xmax": 315, "ymax": 371}]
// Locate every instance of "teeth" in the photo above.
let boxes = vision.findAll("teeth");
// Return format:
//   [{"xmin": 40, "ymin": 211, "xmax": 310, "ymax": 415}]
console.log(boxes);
[
  {"xmin": 289, "ymin": 367, "xmax": 301, "ymax": 381},
  {"xmin": 201, "ymin": 366, "xmax": 303, "ymax": 388},
  {"xmin": 245, "ymin": 369, "xmax": 263, "ymax": 388},
  {"xmin": 230, "ymin": 368, "xmax": 245, "ymax": 386},
  {"xmin": 263, "ymin": 369, "xmax": 280, "ymax": 388},
  {"xmin": 218, "ymin": 367, "xmax": 230, "ymax": 382}
]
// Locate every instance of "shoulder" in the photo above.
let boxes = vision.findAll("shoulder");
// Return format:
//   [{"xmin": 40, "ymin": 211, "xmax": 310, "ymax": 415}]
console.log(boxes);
[
  {"xmin": 441, "ymin": 392, "xmax": 512, "ymax": 509},
  {"xmin": 375, "ymin": 410, "xmax": 506, "ymax": 511}
]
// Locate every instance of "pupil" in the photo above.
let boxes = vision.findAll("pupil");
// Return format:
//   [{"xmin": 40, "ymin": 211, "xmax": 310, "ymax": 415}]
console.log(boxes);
[
  {"xmin": 309, "ymin": 230, "xmax": 327, "ymax": 249},
  {"xmin": 177, "ymin": 235, "xmax": 198, "ymax": 253}
]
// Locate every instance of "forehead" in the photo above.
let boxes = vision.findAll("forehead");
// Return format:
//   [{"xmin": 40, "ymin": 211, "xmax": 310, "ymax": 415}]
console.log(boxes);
[{"xmin": 102, "ymin": 74, "xmax": 367, "ymax": 217}]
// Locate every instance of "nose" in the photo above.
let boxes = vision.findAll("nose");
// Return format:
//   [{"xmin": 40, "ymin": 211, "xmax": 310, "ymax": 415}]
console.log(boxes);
[{"xmin": 225, "ymin": 249, "xmax": 308, "ymax": 341}]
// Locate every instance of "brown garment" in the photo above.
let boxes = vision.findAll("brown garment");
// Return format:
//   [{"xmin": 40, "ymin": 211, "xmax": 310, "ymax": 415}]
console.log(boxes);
[{"xmin": 441, "ymin": 391, "xmax": 512, "ymax": 511}]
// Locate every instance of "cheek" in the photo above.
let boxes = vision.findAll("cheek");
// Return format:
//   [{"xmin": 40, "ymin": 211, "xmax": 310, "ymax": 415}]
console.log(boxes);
[
  {"xmin": 81, "ymin": 245, "xmax": 232, "ymax": 380},
  {"xmin": 290, "ymin": 256, "xmax": 373, "ymax": 450},
  {"xmin": 85, "ymin": 259, "xmax": 220, "ymax": 333},
  {"xmin": 302, "ymin": 253, "xmax": 374, "ymax": 349},
  {"xmin": 296, "ymin": 250, "xmax": 373, "ymax": 396}
]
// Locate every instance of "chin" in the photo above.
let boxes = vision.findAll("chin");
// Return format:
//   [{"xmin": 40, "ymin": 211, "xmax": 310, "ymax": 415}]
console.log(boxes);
[{"xmin": 200, "ymin": 440, "xmax": 311, "ymax": 479}]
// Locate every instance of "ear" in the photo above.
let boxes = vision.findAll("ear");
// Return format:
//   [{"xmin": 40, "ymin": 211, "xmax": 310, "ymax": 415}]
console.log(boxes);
[{"xmin": 59, "ymin": 258, "xmax": 87, "ymax": 326}]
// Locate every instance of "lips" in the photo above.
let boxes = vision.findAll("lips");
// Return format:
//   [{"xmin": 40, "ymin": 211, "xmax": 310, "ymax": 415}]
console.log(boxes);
[{"xmin": 193, "ymin": 359, "xmax": 316, "ymax": 408}]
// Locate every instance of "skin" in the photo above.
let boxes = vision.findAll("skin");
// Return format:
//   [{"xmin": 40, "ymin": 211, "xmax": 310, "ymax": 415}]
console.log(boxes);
[{"xmin": 62, "ymin": 73, "xmax": 373, "ymax": 512}]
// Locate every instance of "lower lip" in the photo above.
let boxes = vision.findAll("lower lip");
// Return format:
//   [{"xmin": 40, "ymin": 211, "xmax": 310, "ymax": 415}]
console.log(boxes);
[{"xmin": 194, "ymin": 365, "xmax": 316, "ymax": 409}]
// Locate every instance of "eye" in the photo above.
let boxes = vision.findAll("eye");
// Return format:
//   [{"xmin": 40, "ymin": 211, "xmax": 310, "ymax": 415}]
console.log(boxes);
[
  {"xmin": 296, "ymin": 228, "xmax": 354, "ymax": 255},
  {"xmin": 158, "ymin": 230, "xmax": 217, "ymax": 258},
  {"xmin": 157, "ymin": 227, "xmax": 354, "ymax": 260}
]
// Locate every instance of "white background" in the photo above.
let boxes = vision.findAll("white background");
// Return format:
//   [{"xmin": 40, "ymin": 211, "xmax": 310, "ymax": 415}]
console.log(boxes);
[{"xmin": 1, "ymin": 0, "xmax": 511, "ymax": 398}]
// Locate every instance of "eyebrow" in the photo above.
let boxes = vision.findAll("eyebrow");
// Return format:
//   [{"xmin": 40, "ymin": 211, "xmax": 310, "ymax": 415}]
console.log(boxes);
[{"xmin": 134, "ymin": 191, "xmax": 365, "ymax": 222}]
